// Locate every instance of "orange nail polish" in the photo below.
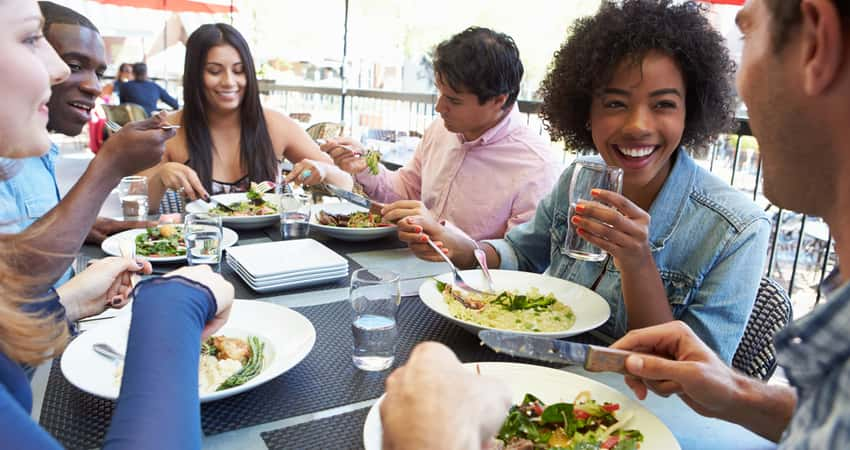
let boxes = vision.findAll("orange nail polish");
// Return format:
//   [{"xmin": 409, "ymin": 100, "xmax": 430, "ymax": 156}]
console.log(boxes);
[
  {"xmin": 575, "ymin": 203, "xmax": 586, "ymax": 213},
  {"xmin": 571, "ymin": 216, "xmax": 580, "ymax": 225},
  {"xmin": 420, "ymin": 235, "xmax": 427, "ymax": 242},
  {"xmin": 591, "ymin": 189, "xmax": 601, "ymax": 196},
  {"xmin": 415, "ymin": 226, "xmax": 423, "ymax": 233},
  {"xmin": 577, "ymin": 228, "xmax": 585, "ymax": 235}
]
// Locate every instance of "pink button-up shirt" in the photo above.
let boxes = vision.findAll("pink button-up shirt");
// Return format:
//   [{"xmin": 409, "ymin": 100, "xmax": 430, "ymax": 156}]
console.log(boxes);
[{"xmin": 356, "ymin": 105, "xmax": 561, "ymax": 240}]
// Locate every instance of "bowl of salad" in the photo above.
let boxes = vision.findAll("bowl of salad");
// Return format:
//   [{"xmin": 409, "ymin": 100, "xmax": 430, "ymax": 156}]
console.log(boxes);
[
  {"xmin": 362, "ymin": 362, "xmax": 680, "ymax": 450},
  {"xmin": 101, "ymin": 224, "xmax": 239, "ymax": 263},
  {"xmin": 185, "ymin": 182, "xmax": 280, "ymax": 230}
]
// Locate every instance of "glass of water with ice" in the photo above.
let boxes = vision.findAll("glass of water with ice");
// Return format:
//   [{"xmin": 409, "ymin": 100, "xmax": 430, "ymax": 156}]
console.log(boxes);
[
  {"xmin": 118, "ymin": 176, "xmax": 149, "ymax": 219},
  {"xmin": 350, "ymin": 268, "xmax": 400, "ymax": 371},
  {"xmin": 183, "ymin": 212, "xmax": 223, "ymax": 268}
]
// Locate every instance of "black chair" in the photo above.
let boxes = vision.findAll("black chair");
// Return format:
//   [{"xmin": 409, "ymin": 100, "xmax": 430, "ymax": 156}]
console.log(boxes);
[{"xmin": 731, "ymin": 277, "xmax": 792, "ymax": 380}]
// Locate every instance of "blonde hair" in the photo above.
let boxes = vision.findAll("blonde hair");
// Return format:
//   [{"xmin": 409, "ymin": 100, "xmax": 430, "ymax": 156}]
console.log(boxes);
[{"xmin": 0, "ymin": 215, "xmax": 69, "ymax": 366}]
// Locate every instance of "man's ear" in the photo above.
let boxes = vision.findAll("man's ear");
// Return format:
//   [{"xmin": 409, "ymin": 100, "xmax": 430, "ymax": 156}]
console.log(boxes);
[
  {"xmin": 799, "ymin": 0, "xmax": 845, "ymax": 96},
  {"xmin": 489, "ymin": 93, "xmax": 509, "ymax": 110}
]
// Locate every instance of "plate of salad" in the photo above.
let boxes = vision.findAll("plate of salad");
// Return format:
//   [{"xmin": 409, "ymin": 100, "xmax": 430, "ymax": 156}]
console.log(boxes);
[
  {"xmin": 419, "ymin": 270, "xmax": 610, "ymax": 338},
  {"xmin": 311, "ymin": 201, "xmax": 397, "ymax": 242},
  {"xmin": 61, "ymin": 300, "xmax": 316, "ymax": 403},
  {"xmin": 362, "ymin": 362, "xmax": 680, "ymax": 449},
  {"xmin": 185, "ymin": 181, "xmax": 280, "ymax": 229},
  {"xmin": 101, "ymin": 225, "xmax": 239, "ymax": 263}
]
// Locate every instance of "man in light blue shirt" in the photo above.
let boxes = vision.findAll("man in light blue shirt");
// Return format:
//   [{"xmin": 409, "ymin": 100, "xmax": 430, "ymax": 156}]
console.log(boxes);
[
  {"xmin": 0, "ymin": 2, "xmax": 154, "ymax": 285},
  {"xmin": 0, "ymin": 2, "xmax": 167, "ymax": 288}
]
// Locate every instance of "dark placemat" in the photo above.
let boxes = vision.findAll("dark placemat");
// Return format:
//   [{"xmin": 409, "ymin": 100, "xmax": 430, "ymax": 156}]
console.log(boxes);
[
  {"xmin": 40, "ymin": 297, "xmax": 603, "ymax": 447},
  {"xmin": 261, "ymin": 407, "xmax": 370, "ymax": 450}
]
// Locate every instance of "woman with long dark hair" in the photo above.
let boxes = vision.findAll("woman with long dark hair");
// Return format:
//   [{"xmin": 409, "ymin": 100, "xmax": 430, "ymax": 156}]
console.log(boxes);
[{"xmin": 143, "ymin": 23, "xmax": 351, "ymax": 206}]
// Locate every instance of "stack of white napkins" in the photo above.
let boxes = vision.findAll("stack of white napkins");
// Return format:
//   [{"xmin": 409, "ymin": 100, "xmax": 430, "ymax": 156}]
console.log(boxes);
[{"xmin": 226, "ymin": 239, "xmax": 348, "ymax": 292}]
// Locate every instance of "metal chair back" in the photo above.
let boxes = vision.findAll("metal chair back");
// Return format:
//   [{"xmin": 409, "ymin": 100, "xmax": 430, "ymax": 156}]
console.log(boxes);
[
  {"xmin": 305, "ymin": 122, "xmax": 343, "ymax": 140},
  {"xmin": 732, "ymin": 277, "xmax": 793, "ymax": 380}
]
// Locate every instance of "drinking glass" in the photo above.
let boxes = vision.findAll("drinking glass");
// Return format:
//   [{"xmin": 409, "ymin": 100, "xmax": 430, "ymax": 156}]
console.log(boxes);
[
  {"xmin": 565, "ymin": 161, "xmax": 623, "ymax": 262},
  {"xmin": 118, "ymin": 176, "xmax": 148, "ymax": 219},
  {"xmin": 183, "ymin": 212, "xmax": 223, "ymax": 267},
  {"xmin": 350, "ymin": 269, "xmax": 400, "ymax": 371},
  {"xmin": 279, "ymin": 192, "xmax": 312, "ymax": 240}
]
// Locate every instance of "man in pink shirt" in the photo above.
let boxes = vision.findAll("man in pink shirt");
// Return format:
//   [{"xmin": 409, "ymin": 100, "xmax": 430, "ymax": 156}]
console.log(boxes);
[{"xmin": 322, "ymin": 27, "xmax": 560, "ymax": 241}]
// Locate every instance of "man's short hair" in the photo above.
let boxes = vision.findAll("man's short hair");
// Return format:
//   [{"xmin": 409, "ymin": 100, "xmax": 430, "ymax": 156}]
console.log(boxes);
[
  {"xmin": 433, "ymin": 27, "xmax": 523, "ymax": 110},
  {"xmin": 38, "ymin": 1, "xmax": 99, "ymax": 34},
  {"xmin": 765, "ymin": 0, "xmax": 850, "ymax": 51},
  {"xmin": 132, "ymin": 62, "xmax": 147, "ymax": 79}
]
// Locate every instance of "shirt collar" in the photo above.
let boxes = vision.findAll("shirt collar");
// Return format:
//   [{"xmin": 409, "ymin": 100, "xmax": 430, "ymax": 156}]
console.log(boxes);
[
  {"xmin": 42, "ymin": 142, "xmax": 59, "ymax": 164},
  {"xmin": 645, "ymin": 148, "xmax": 695, "ymax": 250},
  {"xmin": 458, "ymin": 103, "xmax": 521, "ymax": 148},
  {"xmin": 776, "ymin": 267, "xmax": 850, "ymax": 387}
]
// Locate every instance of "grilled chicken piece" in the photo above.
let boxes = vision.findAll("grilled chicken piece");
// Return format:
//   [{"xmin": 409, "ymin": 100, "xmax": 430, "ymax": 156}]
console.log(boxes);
[{"xmin": 212, "ymin": 336, "xmax": 252, "ymax": 363}]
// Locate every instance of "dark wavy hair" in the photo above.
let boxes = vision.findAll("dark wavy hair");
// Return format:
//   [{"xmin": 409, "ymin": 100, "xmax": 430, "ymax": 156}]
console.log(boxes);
[
  {"xmin": 433, "ymin": 27, "xmax": 523, "ymax": 110},
  {"xmin": 182, "ymin": 23, "xmax": 276, "ymax": 190},
  {"xmin": 539, "ymin": 0, "xmax": 736, "ymax": 152}
]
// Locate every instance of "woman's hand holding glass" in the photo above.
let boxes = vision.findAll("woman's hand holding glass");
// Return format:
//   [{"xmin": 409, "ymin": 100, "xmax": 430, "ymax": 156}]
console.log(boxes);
[
  {"xmin": 56, "ymin": 257, "xmax": 153, "ymax": 322},
  {"xmin": 571, "ymin": 189, "xmax": 653, "ymax": 272},
  {"xmin": 157, "ymin": 162, "xmax": 209, "ymax": 201}
]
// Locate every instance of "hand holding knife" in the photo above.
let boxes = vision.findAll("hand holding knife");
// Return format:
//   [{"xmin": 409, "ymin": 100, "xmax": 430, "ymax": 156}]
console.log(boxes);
[
  {"xmin": 322, "ymin": 183, "xmax": 384, "ymax": 215},
  {"xmin": 478, "ymin": 330, "xmax": 635, "ymax": 374}
]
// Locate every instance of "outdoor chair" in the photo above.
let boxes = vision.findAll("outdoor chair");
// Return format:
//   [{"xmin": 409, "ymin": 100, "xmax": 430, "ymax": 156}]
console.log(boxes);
[
  {"xmin": 158, "ymin": 189, "xmax": 185, "ymax": 215},
  {"xmin": 289, "ymin": 112, "xmax": 312, "ymax": 123},
  {"xmin": 731, "ymin": 277, "xmax": 793, "ymax": 380},
  {"xmin": 305, "ymin": 122, "xmax": 343, "ymax": 140},
  {"xmin": 102, "ymin": 103, "xmax": 149, "ymax": 129}
]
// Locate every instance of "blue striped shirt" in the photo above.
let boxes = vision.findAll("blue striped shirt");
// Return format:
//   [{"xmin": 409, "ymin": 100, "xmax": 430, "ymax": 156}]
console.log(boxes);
[{"xmin": 776, "ymin": 268, "xmax": 850, "ymax": 448}]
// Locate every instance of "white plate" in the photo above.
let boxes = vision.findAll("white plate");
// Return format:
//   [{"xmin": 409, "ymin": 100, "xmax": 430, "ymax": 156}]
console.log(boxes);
[
  {"xmin": 226, "ymin": 258, "xmax": 348, "ymax": 292},
  {"xmin": 226, "ymin": 239, "xmax": 348, "ymax": 278},
  {"xmin": 60, "ymin": 300, "xmax": 315, "ymax": 403},
  {"xmin": 363, "ymin": 362, "xmax": 680, "ymax": 450},
  {"xmin": 226, "ymin": 255, "xmax": 346, "ymax": 284},
  {"xmin": 419, "ymin": 270, "xmax": 610, "ymax": 338},
  {"xmin": 185, "ymin": 193, "xmax": 280, "ymax": 229},
  {"xmin": 311, "ymin": 202, "xmax": 397, "ymax": 242},
  {"xmin": 101, "ymin": 226, "xmax": 239, "ymax": 263}
]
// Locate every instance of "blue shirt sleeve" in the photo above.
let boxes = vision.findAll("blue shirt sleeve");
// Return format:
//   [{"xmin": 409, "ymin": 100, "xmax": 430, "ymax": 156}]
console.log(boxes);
[
  {"xmin": 157, "ymin": 85, "xmax": 179, "ymax": 110},
  {"xmin": 0, "ymin": 384, "xmax": 63, "ymax": 450},
  {"xmin": 103, "ymin": 277, "xmax": 216, "ymax": 450}
]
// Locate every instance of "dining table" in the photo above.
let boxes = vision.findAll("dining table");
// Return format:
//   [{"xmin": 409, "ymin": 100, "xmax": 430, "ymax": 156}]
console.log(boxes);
[{"xmin": 30, "ymin": 219, "xmax": 779, "ymax": 450}]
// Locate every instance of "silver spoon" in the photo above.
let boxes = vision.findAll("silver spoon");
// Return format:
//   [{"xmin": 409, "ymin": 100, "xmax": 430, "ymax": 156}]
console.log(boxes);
[{"xmin": 93, "ymin": 343, "xmax": 124, "ymax": 362}]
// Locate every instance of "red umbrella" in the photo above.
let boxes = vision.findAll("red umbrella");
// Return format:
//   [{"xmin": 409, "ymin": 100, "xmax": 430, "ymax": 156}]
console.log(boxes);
[
  {"xmin": 92, "ymin": 0, "xmax": 236, "ymax": 13},
  {"xmin": 700, "ymin": 0, "xmax": 746, "ymax": 5}
]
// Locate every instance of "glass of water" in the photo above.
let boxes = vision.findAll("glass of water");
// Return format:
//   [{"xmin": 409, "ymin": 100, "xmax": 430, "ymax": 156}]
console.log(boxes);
[
  {"xmin": 350, "ymin": 268, "xmax": 400, "ymax": 371},
  {"xmin": 183, "ymin": 212, "xmax": 223, "ymax": 267},
  {"xmin": 279, "ymin": 192, "xmax": 312, "ymax": 240},
  {"xmin": 565, "ymin": 161, "xmax": 623, "ymax": 261},
  {"xmin": 118, "ymin": 176, "xmax": 149, "ymax": 219}
]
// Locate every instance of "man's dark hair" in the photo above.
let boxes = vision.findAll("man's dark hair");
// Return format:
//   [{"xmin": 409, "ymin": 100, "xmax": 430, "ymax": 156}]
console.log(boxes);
[
  {"xmin": 38, "ymin": 1, "xmax": 99, "ymax": 34},
  {"xmin": 132, "ymin": 62, "xmax": 147, "ymax": 80},
  {"xmin": 539, "ymin": 0, "xmax": 735, "ymax": 152},
  {"xmin": 433, "ymin": 27, "xmax": 523, "ymax": 110},
  {"xmin": 765, "ymin": 0, "xmax": 850, "ymax": 51}
]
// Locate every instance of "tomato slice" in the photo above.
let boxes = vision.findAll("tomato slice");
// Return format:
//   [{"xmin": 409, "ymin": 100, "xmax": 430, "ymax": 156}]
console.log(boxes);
[
  {"xmin": 601, "ymin": 435, "xmax": 620, "ymax": 449},
  {"xmin": 602, "ymin": 403, "xmax": 620, "ymax": 413}
]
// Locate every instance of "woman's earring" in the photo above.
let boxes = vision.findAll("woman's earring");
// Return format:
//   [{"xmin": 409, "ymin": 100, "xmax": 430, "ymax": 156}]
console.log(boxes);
[{"xmin": 585, "ymin": 121, "xmax": 591, "ymax": 131}]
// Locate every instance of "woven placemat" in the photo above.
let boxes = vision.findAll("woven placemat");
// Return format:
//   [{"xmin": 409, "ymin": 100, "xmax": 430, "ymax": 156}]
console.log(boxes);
[
  {"xmin": 40, "ymin": 297, "xmax": 601, "ymax": 447},
  {"xmin": 261, "ymin": 407, "xmax": 370, "ymax": 450}
]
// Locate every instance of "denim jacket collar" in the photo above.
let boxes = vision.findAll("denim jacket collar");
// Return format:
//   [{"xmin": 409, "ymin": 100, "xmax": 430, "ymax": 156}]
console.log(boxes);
[{"xmin": 645, "ymin": 148, "xmax": 696, "ymax": 251}]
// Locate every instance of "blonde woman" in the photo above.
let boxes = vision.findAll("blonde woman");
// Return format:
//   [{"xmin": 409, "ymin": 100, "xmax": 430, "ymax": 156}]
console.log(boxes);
[{"xmin": 0, "ymin": 1, "xmax": 234, "ymax": 448}]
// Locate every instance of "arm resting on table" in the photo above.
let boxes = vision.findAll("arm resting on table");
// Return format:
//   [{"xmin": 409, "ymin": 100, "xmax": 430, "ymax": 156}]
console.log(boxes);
[{"xmin": 104, "ymin": 277, "xmax": 216, "ymax": 450}]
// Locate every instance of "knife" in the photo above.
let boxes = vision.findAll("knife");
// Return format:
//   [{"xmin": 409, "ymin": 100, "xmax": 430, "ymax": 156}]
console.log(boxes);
[
  {"xmin": 322, "ymin": 184, "xmax": 383, "ymax": 215},
  {"xmin": 478, "ymin": 330, "xmax": 632, "ymax": 374}
]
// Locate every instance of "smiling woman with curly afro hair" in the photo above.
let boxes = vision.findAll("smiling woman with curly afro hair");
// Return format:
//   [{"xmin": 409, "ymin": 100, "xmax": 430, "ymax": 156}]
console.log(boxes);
[
  {"xmin": 421, "ymin": 0, "xmax": 770, "ymax": 362},
  {"xmin": 539, "ymin": 0, "xmax": 737, "ymax": 152}
]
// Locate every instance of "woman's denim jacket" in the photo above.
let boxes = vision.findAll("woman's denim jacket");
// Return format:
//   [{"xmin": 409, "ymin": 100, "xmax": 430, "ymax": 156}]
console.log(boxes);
[{"xmin": 486, "ymin": 149, "xmax": 770, "ymax": 362}]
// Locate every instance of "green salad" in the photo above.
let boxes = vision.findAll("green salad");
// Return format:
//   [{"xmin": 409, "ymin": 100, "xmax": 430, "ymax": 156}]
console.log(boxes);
[
  {"xmin": 364, "ymin": 149, "xmax": 381, "ymax": 175},
  {"xmin": 135, "ymin": 225, "xmax": 185, "ymax": 257},
  {"xmin": 209, "ymin": 181, "xmax": 278, "ymax": 216},
  {"xmin": 435, "ymin": 280, "xmax": 575, "ymax": 332},
  {"xmin": 497, "ymin": 392, "xmax": 644, "ymax": 450}
]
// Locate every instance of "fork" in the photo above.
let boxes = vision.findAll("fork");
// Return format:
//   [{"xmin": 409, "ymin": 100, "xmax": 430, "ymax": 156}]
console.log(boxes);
[
  {"xmin": 105, "ymin": 120, "xmax": 181, "ymax": 133},
  {"xmin": 207, "ymin": 197, "xmax": 235, "ymax": 212},
  {"xmin": 423, "ymin": 235, "xmax": 493, "ymax": 295},
  {"xmin": 118, "ymin": 239, "xmax": 141, "ymax": 290}
]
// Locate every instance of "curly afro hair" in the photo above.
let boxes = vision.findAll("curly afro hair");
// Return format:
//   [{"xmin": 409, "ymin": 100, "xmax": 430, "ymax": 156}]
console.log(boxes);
[{"xmin": 539, "ymin": 0, "xmax": 736, "ymax": 152}]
